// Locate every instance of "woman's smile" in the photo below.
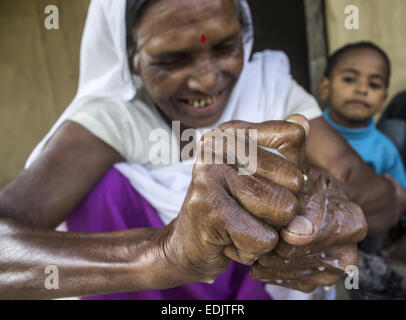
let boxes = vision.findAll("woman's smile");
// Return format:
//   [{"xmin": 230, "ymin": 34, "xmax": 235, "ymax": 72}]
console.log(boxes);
[
  {"xmin": 177, "ymin": 92, "xmax": 222, "ymax": 109},
  {"xmin": 174, "ymin": 87, "xmax": 230, "ymax": 118}
]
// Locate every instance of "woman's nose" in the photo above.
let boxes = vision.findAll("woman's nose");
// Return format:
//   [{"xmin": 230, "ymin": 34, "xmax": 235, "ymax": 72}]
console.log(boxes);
[{"xmin": 187, "ymin": 63, "xmax": 219, "ymax": 94}]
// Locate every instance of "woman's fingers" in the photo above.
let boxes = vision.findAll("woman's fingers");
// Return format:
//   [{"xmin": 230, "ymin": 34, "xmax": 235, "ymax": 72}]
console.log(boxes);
[
  {"xmin": 174, "ymin": 172, "xmax": 279, "ymax": 280},
  {"xmin": 260, "ymin": 244, "xmax": 358, "ymax": 273},
  {"xmin": 218, "ymin": 116, "xmax": 309, "ymax": 169},
  {"xmin": 251, "ymin": 244, "xmax": 357, "ymax": 292},
  {"xmin": 265, "ymin": 280, "xmax": 318, "ymax": 294},
  {"xmin": 279, "ymin": 167, "xmax": 367, "ymax": 251},
  {"xmin": 251, "ymin": 260, "xmax": 340, "ymax": 292},
  {"xmin": 323, "ymin": 196, "xmax": 368, "ymax": 244},
  {"xmin": 218, "ymin": 195, "xmax": 279, "ymax": 264},
  {"xmin": 283, "ymin": 114, "xmax": 310, "ymax": 170},
  {"xmin": 200, "ymin": 121, "xmax": 305, "ymax": 194},
  {"xmin": 220, "ymin": 164, "xmax": 298, "ymax": 228},
  {"xmin": 196, "ymin": 124, "xmax": 304, "ymax": 228},
  {"xmin": 285, "ymin": 114, "xmax": 311, "ymax": 138},
  {"xmin": 255, "ymin": 147, "xmax": 304, "ymax": 194},
  {"xmin": 263, "ymin": 270, "xmax": 341, "ymax": 293}
]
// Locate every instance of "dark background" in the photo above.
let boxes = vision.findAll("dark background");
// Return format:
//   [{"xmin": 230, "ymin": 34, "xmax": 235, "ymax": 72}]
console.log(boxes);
[{"xmin": 248, "ymin": 0, "xmax": 310, "ymax": 91}]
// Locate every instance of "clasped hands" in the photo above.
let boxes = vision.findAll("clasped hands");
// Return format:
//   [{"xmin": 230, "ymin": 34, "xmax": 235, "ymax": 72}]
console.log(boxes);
[{"xmin": 165, "ymin": 115, "xmax": 367, "ymax": 293}]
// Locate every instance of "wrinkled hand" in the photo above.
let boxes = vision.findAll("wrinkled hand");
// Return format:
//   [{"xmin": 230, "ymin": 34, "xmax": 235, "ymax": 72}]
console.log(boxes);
[
  {"xmin": 162, "ymin": 116, "xmax": 309, "ymax": 285},
  {"xmin": 250, "ymin": 167, "xmax": 368, "ymax": 292}
]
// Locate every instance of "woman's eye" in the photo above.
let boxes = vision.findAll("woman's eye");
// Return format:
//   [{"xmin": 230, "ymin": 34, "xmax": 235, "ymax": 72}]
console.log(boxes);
[
  {"xmin": 154, "ymin": 61, "xmax": 177, "ymax": 66},
  {"xmin": 151, "ymin": 57, "xmax": 188, "ymax": 68},
  {"xmin": 214, "ymin": 42, "xmax": 237, "ymax": 56}
]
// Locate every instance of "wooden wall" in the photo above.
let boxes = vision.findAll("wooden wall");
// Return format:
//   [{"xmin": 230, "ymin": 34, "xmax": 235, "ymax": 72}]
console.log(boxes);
[
  {"xmin": 325, "ymin": 0, "xmax": 406, "ymax": 108},
  {"xmin": 0, "ymin": 0, "xmax": 90, "ymax": 188}
]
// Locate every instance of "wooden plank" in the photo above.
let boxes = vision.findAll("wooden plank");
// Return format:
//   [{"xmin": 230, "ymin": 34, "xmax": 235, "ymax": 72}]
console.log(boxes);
[
  {"xmin": 325, "ymin": 0, "xmax": 406, "ymax": 109},
  {"xmin": 304, "ymin": 0, "xmax": 328, "ymax": 99},
  {"xmin": 0, "ymin": 0, "xmax": 90, "ymax": 188}
]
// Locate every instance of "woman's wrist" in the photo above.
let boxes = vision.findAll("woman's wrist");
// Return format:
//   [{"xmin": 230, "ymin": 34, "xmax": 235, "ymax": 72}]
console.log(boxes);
[{"xmin": 125, "ymin": 221, "xmax": 198, "ymax": 291}]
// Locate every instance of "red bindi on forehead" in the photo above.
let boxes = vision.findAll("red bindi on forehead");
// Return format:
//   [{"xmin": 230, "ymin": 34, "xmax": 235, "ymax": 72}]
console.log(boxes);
[{"xmin": 201, "ymin": 34, "xmax": 206, "ymax": 43}]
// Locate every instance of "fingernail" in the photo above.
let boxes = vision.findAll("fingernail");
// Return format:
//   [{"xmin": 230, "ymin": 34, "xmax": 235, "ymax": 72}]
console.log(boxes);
[{"xmin": 286, "ymin": 216, "xmax": 313, "ymax": 236}]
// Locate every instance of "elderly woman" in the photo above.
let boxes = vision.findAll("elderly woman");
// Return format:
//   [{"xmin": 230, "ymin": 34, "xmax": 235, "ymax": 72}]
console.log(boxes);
[{"xmin": 0, "ymin": 0, "xmax": 398, "ymax": 300}]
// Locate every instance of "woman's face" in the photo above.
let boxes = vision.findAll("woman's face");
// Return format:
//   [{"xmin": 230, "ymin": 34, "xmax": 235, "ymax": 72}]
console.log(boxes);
[{"xmin": 133, "ymin": 0, "xmax": 244, "ymax": 128}]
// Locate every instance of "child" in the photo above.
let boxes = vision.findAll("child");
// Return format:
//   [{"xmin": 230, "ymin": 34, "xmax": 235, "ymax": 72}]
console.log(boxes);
[
  {"xmin": 319, "ymin": 41, "xmax": 406, "ymax": 188},
  {"xmin": 319, "ymin": 41, "xmax": 406, "ymax": 253}
]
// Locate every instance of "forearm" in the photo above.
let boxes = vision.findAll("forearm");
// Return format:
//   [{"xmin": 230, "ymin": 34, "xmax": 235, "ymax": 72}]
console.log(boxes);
[
  {"xmin": 0, "ymin": 217, "xmax": 180, "ymax": 299},
  {"xmin": 399, "ymin": 196, "xmax": 406, "ymax": 214},
  {"xmin": 0, "ymin": 121, "xmax": 190, "ymax": 298}
]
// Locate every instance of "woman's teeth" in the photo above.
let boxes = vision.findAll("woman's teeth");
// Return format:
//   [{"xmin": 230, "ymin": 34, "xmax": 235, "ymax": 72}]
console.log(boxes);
[{"xmin": 187, "ymin": 94, "xmax": 220, "ymax": 108}]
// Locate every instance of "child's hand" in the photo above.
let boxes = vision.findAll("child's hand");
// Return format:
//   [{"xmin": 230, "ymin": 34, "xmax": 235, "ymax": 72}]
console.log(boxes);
[{"xmin": 384, "ymin": 174, "xmax": 406, "ymax": 218}]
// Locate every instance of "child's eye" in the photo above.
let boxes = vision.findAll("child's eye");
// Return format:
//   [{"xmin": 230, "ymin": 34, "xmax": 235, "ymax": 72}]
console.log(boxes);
[
  {"xmin": 343, "ymin": 76, "xmax": 356, "ymax": 83},
  {"xmin": 369, "ymin": 82, "xmax": 383, "ymax": 90}
]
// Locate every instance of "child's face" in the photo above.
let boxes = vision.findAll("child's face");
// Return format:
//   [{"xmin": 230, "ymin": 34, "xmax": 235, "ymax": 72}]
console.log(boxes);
[{"xmin": 320, "ymin": 48, "xmax": 388, "ymax": 127}]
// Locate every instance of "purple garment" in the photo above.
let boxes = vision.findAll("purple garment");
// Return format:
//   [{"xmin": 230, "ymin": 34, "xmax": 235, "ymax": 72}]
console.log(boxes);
[{"xmin": 66, "ymin": 167, "xmax": 271, "ymax": 300}]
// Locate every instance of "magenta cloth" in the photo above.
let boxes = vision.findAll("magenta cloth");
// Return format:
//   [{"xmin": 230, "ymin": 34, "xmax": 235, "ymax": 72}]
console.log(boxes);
[{"xmin": 66, "ymin": 167, "xmax": 271, "ymax": 300}]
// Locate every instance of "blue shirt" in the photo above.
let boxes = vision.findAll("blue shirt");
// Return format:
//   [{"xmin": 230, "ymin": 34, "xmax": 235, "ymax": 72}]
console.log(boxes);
[{"xmin": 323, "ymin": 108, "xmax": 406, "ymax": 188}]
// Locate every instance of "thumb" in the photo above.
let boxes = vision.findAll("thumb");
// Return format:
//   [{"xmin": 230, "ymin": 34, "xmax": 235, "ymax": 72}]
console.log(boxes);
[
  {"xmin": 281, "ymin": 114, "xmax": 310, "ymax": 170},
  {"xmin": 285, "ymin": 114, "xmax": 311, "ymax": 138},
  {"xmin": 280, "ymin": 169, "xmax": 328, "ymax": 246}
]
